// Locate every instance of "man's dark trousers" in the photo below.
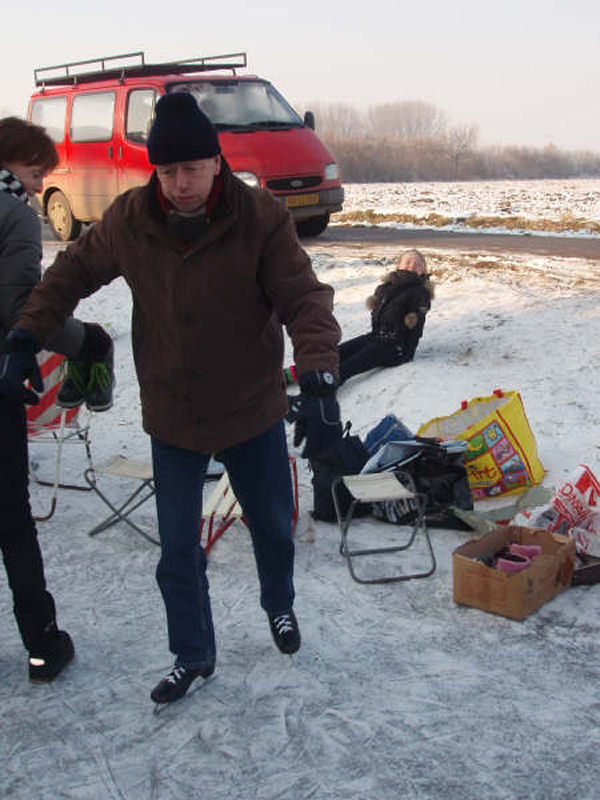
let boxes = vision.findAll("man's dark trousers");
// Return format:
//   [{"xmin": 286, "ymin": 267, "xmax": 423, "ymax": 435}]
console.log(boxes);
[{"xmin": 152, "ymin": 420, "xmax": 295, "ymax": 670}]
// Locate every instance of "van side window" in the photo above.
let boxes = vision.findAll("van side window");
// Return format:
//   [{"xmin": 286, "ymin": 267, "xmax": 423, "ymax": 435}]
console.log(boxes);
[
  {"xmin": 30, "ymin": 96, "xmax": 67, "ymax": 143},
  {"xmin": 71, "ymin": 92, "xmax": 115, "ymax": 142},
  {"xmin": 126, "ymin": 89, "xmax": 157, "ymax": 143}
]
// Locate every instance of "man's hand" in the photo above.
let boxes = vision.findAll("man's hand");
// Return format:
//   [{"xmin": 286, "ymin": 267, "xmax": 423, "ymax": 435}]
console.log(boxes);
[
  {"xmin": 292, "ymin": 370, "xmax": 342, "ymax": 459},
  {"xmin": 0, "ymin": 329, "xmax": 44, "ymax": 405}
]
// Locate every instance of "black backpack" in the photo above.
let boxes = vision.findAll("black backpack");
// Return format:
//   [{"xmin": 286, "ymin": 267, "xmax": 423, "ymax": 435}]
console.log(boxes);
[
  {"xmin": 372, "ymin": 439, "xmax": 473, "ymax": 529},
  {"xmin": 310, "ymin": 427, "xmax": 370, "ymax": 522}
]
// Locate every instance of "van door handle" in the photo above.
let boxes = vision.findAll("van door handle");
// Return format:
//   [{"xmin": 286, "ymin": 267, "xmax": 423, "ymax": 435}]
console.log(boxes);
[{"xmin": 108, "ymin": 146, "xmax": 113, "ymax": 159}]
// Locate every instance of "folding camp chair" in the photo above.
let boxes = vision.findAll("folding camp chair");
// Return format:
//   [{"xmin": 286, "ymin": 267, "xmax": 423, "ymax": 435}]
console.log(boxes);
[
  {"xmin": 84, "ymin": 455, "xmax": 227, "ymax": 547},
  {"xmin": 26, "ymin": 350, "xmax": 93, "ymax": 521},
  {"xmin": 84, "ymin": 455, "xmax": 159, "ymax": 545},
  {"xmin": 200, "ymin": 456, "xmax": 299, "ymax": 556},
  {"xmin": 332, "ymin": 469, "xmax": 435, "ymax": 584}
]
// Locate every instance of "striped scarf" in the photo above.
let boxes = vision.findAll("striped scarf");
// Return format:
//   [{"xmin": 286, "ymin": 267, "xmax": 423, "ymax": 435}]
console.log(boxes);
[{"xmin": 0, "ymin": 168, "xmax": 27, "ymax": 203}]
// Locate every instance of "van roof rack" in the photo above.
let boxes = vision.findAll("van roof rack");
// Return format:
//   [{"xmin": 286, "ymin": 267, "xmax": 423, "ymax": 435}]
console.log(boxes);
[{"xmin": 34, "ymin": 52, "xmax": 247, "ymax": 88}]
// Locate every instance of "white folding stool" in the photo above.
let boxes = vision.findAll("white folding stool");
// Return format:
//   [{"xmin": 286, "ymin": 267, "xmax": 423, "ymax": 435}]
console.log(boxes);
[
  {"xmin": 84, "ymin": 455, "xmax": 159, "ymax": 545},
  {"xmin": 84, "ymin": 455, "xmax": 226, "ymax": 547},
  {"xmin": 332, "ymin": 469, "xmax": 436, "ymax": 584}
]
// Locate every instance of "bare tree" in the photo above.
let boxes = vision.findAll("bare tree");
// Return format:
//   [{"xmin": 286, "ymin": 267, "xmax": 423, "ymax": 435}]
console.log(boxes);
[
  {"xmin": 306, "ymin": 102, "xmax": 367, "ymax": 139},
  {"xmin": 447, "ymin": 124, "xmax": 479, "ymax": 177},
  {"xmin": 368, "ymin": 101, "xmax": 447, "ymax": 139},
  {"xmin": 295, "ymin": 101, "xmax": 600, "ymax": 181}
]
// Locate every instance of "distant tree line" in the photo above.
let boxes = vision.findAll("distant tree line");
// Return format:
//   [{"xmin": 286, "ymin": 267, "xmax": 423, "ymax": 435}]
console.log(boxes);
[{"xmin": 307, "ymin": 101, "xmax": 600, "ymax": 182}]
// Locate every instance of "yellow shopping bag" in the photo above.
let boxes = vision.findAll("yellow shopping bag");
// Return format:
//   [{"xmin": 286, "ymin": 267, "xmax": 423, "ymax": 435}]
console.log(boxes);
[{"xmin": 418, "ymin": 389, "xmax": 545, "ymax": 500}]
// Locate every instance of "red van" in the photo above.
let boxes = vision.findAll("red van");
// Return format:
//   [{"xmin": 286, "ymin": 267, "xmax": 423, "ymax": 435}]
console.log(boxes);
[{"xmin": 28, "ymin": 52, "xmax": 343, "ymax": 240}]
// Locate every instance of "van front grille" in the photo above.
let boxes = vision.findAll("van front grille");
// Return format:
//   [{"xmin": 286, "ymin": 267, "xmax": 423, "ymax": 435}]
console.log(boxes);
[{"xmin": 266, "ymin": 176, "xmax": 321, "ymax": 191}]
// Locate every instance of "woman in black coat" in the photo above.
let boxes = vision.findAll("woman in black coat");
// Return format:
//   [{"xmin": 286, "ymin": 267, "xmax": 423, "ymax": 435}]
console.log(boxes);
[
  {"xmin": 286, "ymin": 250, "xmax": 433, "ymax": 388},
  {"xmin": 337, "ymin": 249, "xmax": 433, "ymax": 384}
]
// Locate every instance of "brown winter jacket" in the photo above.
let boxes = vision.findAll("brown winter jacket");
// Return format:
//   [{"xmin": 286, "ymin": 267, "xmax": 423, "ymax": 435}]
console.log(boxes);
[{"xmin": 17, "ymin": 163, "xmax": 341, "ymax": 452}]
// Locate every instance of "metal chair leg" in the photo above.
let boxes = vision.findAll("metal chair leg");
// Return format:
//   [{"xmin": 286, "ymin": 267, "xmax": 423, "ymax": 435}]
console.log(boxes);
[
  {"xmin": 333, "ymin": 475, "xmax": 436, "ymax": 584},
  {"xmin": 84, "ymin": 468, "xmax": 159, "ymax": 546}
]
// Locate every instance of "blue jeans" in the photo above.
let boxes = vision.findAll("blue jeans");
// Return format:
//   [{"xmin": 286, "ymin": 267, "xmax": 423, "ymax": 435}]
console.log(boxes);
[{"xmin": 151, "ymin": 420, "xmax": 294, "ymax": 669}]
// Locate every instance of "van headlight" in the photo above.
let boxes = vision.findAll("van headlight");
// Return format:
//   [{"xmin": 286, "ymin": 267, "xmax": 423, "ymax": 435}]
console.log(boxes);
[
  {"xmin": 233, "ymin": 171, "xmax": 259, "ymax": 188},
  {"xmin": 324, "ymin": 163, "xmax": 340, "ymax": 181}
]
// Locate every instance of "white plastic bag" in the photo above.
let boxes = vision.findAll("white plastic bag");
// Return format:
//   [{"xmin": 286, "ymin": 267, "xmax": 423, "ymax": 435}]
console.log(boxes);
[{"xmin": 512, "ymin": 464, "xmax": 600, "ymax": 554}]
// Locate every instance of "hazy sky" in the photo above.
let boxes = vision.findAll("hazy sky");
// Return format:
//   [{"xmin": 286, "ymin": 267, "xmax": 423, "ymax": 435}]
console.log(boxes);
[{"xmin": 3, "ymin": 0, "xmax": 599, "ymax": 152}]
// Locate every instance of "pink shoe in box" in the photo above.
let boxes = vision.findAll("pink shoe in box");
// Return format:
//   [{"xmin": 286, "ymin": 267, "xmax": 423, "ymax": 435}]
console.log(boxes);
[
  {"xmin": 495, "ymin": 552, "xmax": 531, "ymax": 574},
  {"xmin": 510, "ymin": 543, "xmax": 542, "ymax": 559}
]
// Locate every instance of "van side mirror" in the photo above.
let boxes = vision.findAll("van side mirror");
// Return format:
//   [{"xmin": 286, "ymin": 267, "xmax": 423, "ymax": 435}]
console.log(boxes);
[{"xmin": 303, "ymin": 111, "xmax": 315, "ymax": 130}]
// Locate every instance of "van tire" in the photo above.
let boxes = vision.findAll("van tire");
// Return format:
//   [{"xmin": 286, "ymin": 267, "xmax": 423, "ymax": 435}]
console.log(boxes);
[
  {"xmin": 295, "ymin": 213, "xmax": 330, "ymax": 238},
  {"xmin": 47, "ymin": 191, "xmax": 81, "ymax": 242}
]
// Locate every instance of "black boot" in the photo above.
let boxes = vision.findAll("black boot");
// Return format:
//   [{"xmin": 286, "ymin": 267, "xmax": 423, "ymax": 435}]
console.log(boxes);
[
  {"xmin": 28, "ymin": 624, "xmax": 75, "ymax": 683},
  {"xmin": 15, "ymin": 598, "xmax": 75, "ymax": 683},
  {"xmin": 85, "ymin": 341, "xmax": 114, "ymax": 412},
  {"xmin": 57, "ymin": 323, "xmax": 115, "ymax": 412},
  {"xmin": 56, "ymin": 359, "xmax": 90, "ymax": 408}
]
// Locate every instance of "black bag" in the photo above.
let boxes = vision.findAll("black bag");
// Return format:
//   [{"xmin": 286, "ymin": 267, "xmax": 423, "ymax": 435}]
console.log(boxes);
[
  {"xmin": 310, "ymin": 429, "xmax": 370, "ymax": 522},
  {"xmin": 372, "ymin": 440, "xmax": 473, "ymax": 529}
]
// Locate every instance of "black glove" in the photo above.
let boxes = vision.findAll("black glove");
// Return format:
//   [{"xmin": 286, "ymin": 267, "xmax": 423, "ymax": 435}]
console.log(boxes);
[
  {"xmin": 292, "ymin": 370, "xmax": 342, "ymax": 459},
  {"xmin": 0, "ymin": 329, "xmax": 44, "ymax": 405},
  {"xmin": 78, "ymin": 322, "xmax": 113, "ymax": 361}
]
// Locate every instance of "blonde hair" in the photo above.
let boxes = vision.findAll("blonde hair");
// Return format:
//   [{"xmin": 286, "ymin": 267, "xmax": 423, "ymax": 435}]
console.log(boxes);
[
  {"xmin": 366, "ymin": 249, "xmax": 428, "ymax": 309},
  {"xmin": 397, "ymin": 249, "xmax": 426, "ymax": 275}
]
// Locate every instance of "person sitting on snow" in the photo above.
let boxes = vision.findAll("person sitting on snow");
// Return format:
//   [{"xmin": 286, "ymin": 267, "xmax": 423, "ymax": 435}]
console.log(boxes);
[{"xmin": 286, "ymin": 249, "xmax": 433, "ymax": 390}]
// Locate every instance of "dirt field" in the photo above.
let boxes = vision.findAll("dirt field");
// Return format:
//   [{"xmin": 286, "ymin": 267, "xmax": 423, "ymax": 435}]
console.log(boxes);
[{"xmin": 304, "ymin": 226, "xmax": 600, "ymax": 294}]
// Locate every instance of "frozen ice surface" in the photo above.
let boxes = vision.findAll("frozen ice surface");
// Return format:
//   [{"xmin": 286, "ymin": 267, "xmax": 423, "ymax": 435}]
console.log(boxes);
[{"xmin": 3, "ymin": 180, "xmax": 600, "ymax": 799}]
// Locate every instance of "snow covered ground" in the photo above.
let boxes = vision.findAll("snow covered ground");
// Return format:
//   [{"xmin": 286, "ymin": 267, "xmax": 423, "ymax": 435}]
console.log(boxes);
[
  {"xmin": 2, "ymin": 180, "xmax": 600, "ymax": 799},
  {"xmin": 341, "ymin": 178, "xmax": 600, "ymax": 221},
  {"xmin": 337, "ymin": 177, "xmax": 600, "ymax": 236}
]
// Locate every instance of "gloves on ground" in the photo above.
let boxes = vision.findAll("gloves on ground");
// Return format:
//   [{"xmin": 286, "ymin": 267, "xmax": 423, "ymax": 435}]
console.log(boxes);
[
  {"xmin": 0, "ymin": 329, "xmax": 44, "ymax": 405},
  {"xmin": 292, "ymin": 370, "xmax": 342, "ymax": 459}
]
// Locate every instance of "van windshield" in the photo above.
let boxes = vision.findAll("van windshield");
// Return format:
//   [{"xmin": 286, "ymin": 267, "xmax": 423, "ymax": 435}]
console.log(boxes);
[{"xmin": 166, "ymin": 80, "xmax": 303, "ymax": 131}]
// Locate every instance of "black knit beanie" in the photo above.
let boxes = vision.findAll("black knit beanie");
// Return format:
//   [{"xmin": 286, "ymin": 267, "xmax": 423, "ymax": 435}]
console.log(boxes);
[{"xmin": 147, "ymin": 93, "xmax": 221, "ymax": 165}]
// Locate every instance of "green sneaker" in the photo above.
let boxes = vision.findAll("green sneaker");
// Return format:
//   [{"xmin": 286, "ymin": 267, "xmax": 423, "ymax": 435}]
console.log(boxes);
[
  {"xmin": 56, "ymin": 359, "xmax": 90, "ymax": 408},
  {"xmin": 85, "ymin": 342, "xmax": 115, "ymax": 412}
]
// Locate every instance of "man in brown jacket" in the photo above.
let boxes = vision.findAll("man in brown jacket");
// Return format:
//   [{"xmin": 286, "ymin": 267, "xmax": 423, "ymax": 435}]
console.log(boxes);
[{"xmin": 3, "ymin": 93, "xmax": 342, "ymax": 704}]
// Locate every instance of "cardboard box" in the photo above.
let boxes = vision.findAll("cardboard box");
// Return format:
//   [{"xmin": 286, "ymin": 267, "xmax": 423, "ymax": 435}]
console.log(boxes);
[{"xmin": 453, "ymin": 525, "xmax": 575, "ymax": 620}]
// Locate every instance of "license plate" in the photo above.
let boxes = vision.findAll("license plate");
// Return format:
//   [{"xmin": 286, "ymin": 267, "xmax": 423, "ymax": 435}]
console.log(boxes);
[{"xmin": 285, "ymin": 193, "xmax": 319, "ymax": 208}]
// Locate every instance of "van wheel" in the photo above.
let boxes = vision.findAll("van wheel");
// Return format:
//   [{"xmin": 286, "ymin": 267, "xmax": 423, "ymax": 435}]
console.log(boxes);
[
  {"xmin": 295, "ymin": 213, "xmax": 330, "ymax": 238},
  {"xmin": 47, "ymin": 191, "xmax": 81, "ymax": 241}
]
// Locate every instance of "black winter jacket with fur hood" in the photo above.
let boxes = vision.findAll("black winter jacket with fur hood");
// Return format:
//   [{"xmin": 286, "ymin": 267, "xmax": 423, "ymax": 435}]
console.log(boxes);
[{"xmin": 367, "ymin": 269, "xmax": 433, "ymax": 361}]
